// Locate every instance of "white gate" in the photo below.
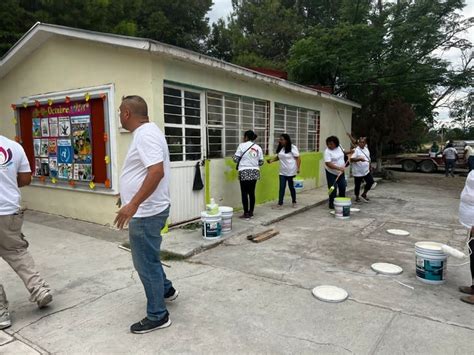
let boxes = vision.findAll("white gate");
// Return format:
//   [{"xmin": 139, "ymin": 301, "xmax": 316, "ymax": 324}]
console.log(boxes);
[{"xmin": 163, "ymin": 84, "xmax": 206, "ymax": 224}]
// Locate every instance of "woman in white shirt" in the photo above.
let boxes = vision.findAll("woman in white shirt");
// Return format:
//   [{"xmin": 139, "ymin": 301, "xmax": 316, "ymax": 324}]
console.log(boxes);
[
  {"xmin": 267, "ymin": 134, "xmax": 301, "ymax": 209},
  {"xmin": 350, "ymin": 137, "xmax": 374, "ymax": 203},
  {"xmin": 233, "ymin": 130, "xmax": 264, "ymax": 220},
  {"xmin": 324, "ymin": 136, "xmax": 349, "ymax": 209},
  {"xmin": 458, "ymin": 171, "xmax": 474, "ymax": 304}
]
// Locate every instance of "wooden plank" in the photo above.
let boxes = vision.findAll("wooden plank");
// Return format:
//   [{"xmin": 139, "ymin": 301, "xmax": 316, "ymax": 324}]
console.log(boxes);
[
  {"xmin": 246, "ymin": 229, "xmax": 273, "ymax": 241},
  {"xmin": 251, "ymin": 229, "xmax": 279, "ymax": 243}
]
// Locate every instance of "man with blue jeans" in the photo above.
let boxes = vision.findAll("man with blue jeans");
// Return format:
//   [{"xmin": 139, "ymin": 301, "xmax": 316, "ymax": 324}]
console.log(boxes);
[{"xmin": 115, "ymin": 96, "xmax": 178, "ymax": 334}]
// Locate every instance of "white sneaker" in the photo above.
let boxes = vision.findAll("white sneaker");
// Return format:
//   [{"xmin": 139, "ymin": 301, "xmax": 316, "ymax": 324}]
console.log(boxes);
[
  {"xmin": 37, "ymin": 292, "xmax": 53, "ymax": 309},
  {"xmin": 0, "ymin": 310, "xmax": 11, "ymax": 330}
]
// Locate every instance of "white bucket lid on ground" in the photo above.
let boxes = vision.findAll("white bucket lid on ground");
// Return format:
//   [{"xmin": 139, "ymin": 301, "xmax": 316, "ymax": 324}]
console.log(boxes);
[
  {"xmin": 371, "ymin": 263, "xmax": 403, "ymax": 275},
  {"xmin": 386, "ymin": 229, "xmax": 410, "ymax": 236},
  {"xmin": 351, "ymin": 208, "xmax": 361, "ymax": 212},
  {"xmin": 312, "ymin": 285, "xmax": 348, "ymax": 303},
  {"xmin": 218, "ymin": 206, "xmax": 233, "ymax": 213}
]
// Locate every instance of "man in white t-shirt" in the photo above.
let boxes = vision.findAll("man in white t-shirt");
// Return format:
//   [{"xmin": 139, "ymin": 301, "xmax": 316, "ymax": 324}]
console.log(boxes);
[
  {"xmin": 0, "ymin": 135, "xmax": 52, "ymax": 330},
  {"xmin": 324, "ymin": 136, "xmax": 348, "ymax": 209},
  {"xmin": 115, "ymin": 96, "xmax": 177, "ymax": 334},
  {"xmin": 350, "ymin": 137, "xmax": 374, "ymax": 203}
]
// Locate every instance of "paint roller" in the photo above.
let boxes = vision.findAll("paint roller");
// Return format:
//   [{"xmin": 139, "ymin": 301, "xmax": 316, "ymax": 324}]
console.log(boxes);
[
  {"xmin": 441, "ymin": 244, "xmax": 467, "ymax": 259},
  {"xmin": 328, "ymin": 160, "xmax": 351, "ymax": 195}
]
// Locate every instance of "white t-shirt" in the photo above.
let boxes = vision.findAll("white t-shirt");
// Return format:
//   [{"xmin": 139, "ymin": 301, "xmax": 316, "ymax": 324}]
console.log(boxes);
[
  {"xmin": 443, "ymin": 147, "xmax": 457, "ymax": 160},
  {"xmin": 465, "ymin": 146, "xmax": 474, "ymax": 159},
  {"xmin": 278, "ymin": 144, "xmax": 300, "ymax": 176},
  {"xmin": 0, "ymin": 135, "xmax": 31, "ymax": 215},
  {"xmin": 324, "ymin": 146, "xmax": 345, "ymax": 175},
  {"xmin": 351, "ymin": 146, "xmax": 371, "ymax": 177},
  {"xmin": 234, "ymin": 141, "xmax": 264, "ymax": 171},
  {"xmin": 459, "ymin": 170, "xmax": 474, "ymax": 228},
  {"xmin": 120, "ymin": 123, "xmax": 171, "ymax": 218}
]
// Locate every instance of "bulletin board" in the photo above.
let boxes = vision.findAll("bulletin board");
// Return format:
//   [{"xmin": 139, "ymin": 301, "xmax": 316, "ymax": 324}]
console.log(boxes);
[{"xmin": 15, "ymin": 96, "xmax": 111, "ymax": 190}]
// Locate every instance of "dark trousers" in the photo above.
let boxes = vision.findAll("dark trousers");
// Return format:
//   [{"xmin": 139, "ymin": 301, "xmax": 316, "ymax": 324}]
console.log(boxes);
[
  {"xmin": 326, "ymin": 170, "xmax": 346, "ymax": 208},
  {"xmin": 240, "ymin": 180, "xmax": 257, "ymax": 214},
  {"xmin": 278, "ymin": 175, "xmax": 296, "ymax": 205},
  {"xmin": 468, "ymin": 156, "xmax": 474, "ymax": 172},
  {"xmin": 354, "ymin": 173, "xmax": 374, "ymax": 197},
  {"xmin": 445, "ymin": 159, "xmax": 456, "ymax": 176}
]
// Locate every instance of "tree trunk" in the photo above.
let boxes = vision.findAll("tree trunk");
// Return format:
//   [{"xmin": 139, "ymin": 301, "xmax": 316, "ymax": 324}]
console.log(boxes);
[{"xmin": 376, "ymin": 141, "xmax": 384, "ymax": 173}]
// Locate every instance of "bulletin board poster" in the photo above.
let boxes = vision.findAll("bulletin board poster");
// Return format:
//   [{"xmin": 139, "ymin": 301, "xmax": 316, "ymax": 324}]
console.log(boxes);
[{"xmin": 31, "ymin": 101, "xmax": 93, "ymax": 181}]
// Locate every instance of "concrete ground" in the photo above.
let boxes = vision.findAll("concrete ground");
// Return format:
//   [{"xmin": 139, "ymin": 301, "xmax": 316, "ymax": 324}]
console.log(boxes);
[{"xmin": 1, "ymin": 172, "xmax": 473, "ymax": 354}]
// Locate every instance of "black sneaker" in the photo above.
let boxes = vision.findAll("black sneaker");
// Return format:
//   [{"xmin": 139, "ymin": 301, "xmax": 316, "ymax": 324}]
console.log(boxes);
[
  {"xmin": 355, "ymin": 197, "xmax": 361, "ymax": 203},
  {"xmin": 164, "ymin": 287, "xmax": 179, "ymax": 302},
  {"xmin": 130, "ymin": 314, "xmax": 171, "ymax": 334}
]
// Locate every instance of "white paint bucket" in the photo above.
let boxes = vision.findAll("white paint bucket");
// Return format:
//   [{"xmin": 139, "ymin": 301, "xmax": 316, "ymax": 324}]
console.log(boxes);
[
  {"xmin": 201, "ymin": 212, "xmax": 222, "ymax": 240},
  {"xmin": 415, "ymin": 241, "xmax": 447, "ymax": 285},
  {"xmin": 219, "ymin": 206, "xmax": 233, "ymax": 234},
  {"xmin": 294, "ymin": 179, "xmax": 304, "ymax": 193},
  {"xmin": 334, "ymin": 197, "xmax": 351, "ymax": 219}
]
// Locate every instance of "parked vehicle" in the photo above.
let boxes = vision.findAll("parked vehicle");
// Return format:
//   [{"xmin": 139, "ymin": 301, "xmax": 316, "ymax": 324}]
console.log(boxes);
[{"xmin": 383, "ymin": 140, "xmax": 473, "ymax": 173}]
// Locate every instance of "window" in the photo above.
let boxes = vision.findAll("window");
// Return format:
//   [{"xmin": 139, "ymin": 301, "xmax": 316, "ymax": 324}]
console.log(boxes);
[
  {"xmin": 164, "ymin": 86, "xmax": 202, "ymax": 162},
  {"xmin": 206, "ymin": 92, "xmax": 269, "ymax": 157},
  {"xmin": 274, "ymin": 103, "xmax": 320, "ymax": 152}
]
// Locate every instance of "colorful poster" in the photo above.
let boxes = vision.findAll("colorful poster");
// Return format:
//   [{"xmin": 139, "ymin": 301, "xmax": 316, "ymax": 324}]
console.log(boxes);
[
  {"xmin": 49, "ymin": 157, "xmax": 58, "ymax": 178},
  {"xmin": 34, "ymin": 158, "xmax": 42, "ymax": 176},
  {"xmin": 57, "ymin": 139, "xmax": 73, "ymax": 164},
  {"xmin": 48, "ymin": 139, "xmax": 57, "ymax": 156},
  {"xmin": 40, "ymin": 139, "xmax": 49, "ymax": 157},
  {"xmin": 58, "ymin": 117, "xmax": 71, "ymax": 137},
  {"xmin": 58, "ymin": 163, "xmax": 73, "ymax": 180},
  {"xmin": 49, "ymin": 117, "xmax": 59, "ymax": 137},
  {"xmin": 32, "ymin": 118, "xmax": 41, "ymax": 137},
  {"xmin": 40, "ymin": 158, "xmax": 50, "ymax": 176},
  {"xmin": 74, "ymin": 164, "xmax": 93, "ymax": 181},
  {"xmin": 72, "ymin": 115, "xmax": 92, "ymax": 164},
  {"xmin": 41, "ymin": 118, "xmax": 50, "ymax": 137},
  {"xmin": 33, "ymin": 139, "xmax": 41, "ymax": 156}
]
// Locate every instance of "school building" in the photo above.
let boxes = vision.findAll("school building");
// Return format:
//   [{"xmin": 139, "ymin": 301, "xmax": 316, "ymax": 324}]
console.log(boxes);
[{"xmin": 0, "ymin": 23, "xmax": 360, "ymax": 225}]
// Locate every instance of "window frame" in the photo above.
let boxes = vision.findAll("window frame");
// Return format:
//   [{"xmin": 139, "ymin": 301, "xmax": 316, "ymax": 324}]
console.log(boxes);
[
  {"xmin": 206, "ymin": 91, "xmax": 270, "ymax": 158},
  {"xmin": 164, "ymin": 84, "xmax": 204, "ymax": 163}
]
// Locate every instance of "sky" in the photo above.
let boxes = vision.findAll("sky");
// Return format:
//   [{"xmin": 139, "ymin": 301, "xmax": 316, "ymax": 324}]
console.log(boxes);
[{"xmin": 207, "ymin": 0, "xmax": 473, "ymax": 125}]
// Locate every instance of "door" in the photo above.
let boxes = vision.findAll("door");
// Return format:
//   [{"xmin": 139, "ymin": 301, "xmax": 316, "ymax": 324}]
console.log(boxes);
[{"xmin": 163, "ymin": 85, "xmax": 205, "ymax": 224}]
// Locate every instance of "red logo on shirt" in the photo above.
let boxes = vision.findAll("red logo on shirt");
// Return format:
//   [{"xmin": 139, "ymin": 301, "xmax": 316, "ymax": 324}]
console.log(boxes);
[{"xmin": 0, "ymin": 146, "xmax": 13, "ymax": 168}]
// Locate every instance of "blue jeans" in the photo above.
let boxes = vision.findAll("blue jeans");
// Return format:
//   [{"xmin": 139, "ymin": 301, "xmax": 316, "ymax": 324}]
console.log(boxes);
[
  {"xmin": 279, "ymin": 175, "xmax": 296, "ymax": 205},
  {"xmin": 445, "ymin": 159, "xmax": 456, "ymax": 176},
  {"xmin": 326, "ymin": 170, "xmax": 346, "ymax": 208},
  {"xmin": 468, "ymin": 156, "xmax": 474, "ymax": 172},
  {"xmin": 129, "ymin": 207, "xmax": 172, "ymax": 321}
]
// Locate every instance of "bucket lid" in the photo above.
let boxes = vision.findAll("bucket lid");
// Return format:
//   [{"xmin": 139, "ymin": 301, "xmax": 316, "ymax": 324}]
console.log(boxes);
[
  {"xmin": 386, "ymin": 229, "xmax": 410, "ymax": 236},
  {"xmin": 311, "ymin": 285, "xmax": 348, "ymax": 303},
  {"xmin": 371, "ymin": 263, "xmax": 403, "ymax": 275},
  {"xmin": 415, "ymin": 241, "xmax": 443, "ymax": 252},
  {"xmin": 218, "ymin": 206, "xmax": 233, "ymax": 213},
  {"xmin": 335, "ymin": 197, "xmax": 351, "ymax": 202},
  {"xmin": 201, "ymin": 211, "xmax": 222, "ymax": 218},
  {"xmin": 351, "ymin": 208, "xmax": 361, "ymax": 212}
]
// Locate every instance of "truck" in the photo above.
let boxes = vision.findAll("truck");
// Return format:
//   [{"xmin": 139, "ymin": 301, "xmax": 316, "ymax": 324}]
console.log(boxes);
[{"xmin": 383, "ymin": 140, "xmax": 473, "ymax": 173}]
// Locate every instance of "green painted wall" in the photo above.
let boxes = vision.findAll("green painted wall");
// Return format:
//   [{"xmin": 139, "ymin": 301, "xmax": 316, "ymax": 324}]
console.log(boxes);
[{"xmin": 209, "ymin": 152, "xmax": 322, "ymax": 207}]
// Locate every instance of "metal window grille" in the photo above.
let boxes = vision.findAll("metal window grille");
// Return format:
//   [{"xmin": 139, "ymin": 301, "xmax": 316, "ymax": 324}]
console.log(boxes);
[
  {"xmin": 164, "ymin": 86, "xmax": 202, "ymax": 162},
  {"xmin": 274, "ymin": 103, "xmax": 320, "ymax": 152},
  {"xmin": 206, "ymin": 92, "xmax": 269, "ymax": 157}
]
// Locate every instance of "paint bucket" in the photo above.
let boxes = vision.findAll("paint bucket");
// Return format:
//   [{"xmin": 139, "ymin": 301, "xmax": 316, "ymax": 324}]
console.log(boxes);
[
  {"xmin": 201, "ymin": 212, "xmax": 222, "ymax": 240},
  {"xmin": 415, "ymin": 241, "xmax": 447, "ymax": 284},
  {"xmin": 334, "ymin": 197, "xmax": 351, "ymax": 219},
  {"xmin": 219, "ymin": 206, "xmax": 233, "ymax": 234},
  {"xmin": 294, "ymin": 178, "xmax": 304, "ymax": 193}
]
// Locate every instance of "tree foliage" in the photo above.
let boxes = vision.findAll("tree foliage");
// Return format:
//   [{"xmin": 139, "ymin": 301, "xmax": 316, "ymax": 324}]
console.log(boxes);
[
  {"xmin": 287, "ymin": 0, "xmax": 473, "ymax": 159},
  {"xmin": 0, "ymin": 0, "xmax": 213, "ymax": 56}
]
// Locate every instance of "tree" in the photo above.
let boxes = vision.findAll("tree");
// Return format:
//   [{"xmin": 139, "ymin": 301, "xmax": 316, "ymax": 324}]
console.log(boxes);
[
  {"xmin": 450, "ymin": 91, "xmax": 473, "ymax": 134},
  {"xmin": 287, "ymin": 0, "xmax": 473, "ymax": 167},
  {"xmin": 0, "ymin": 0, "xmax": 213, "ymax": 56}
]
